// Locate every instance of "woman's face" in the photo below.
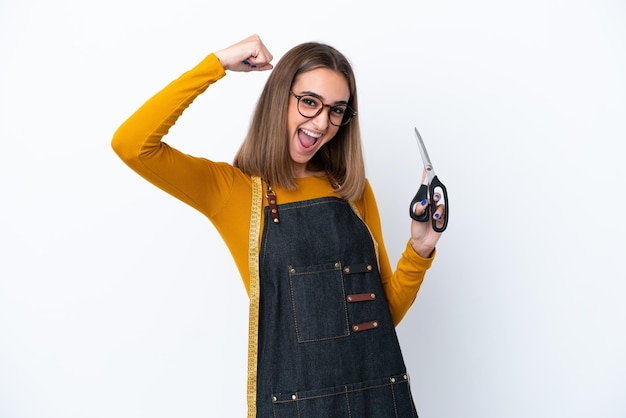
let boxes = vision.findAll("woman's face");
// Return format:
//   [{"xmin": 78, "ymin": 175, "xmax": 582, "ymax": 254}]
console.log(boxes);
[{"xmin": 287, "ymin": 68, "xmax": 350, "ymax": 177}]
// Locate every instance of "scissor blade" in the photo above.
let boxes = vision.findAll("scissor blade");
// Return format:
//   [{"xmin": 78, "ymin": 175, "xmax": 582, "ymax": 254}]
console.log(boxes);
[{"xmin": 414, "ymin": 127, "xmax": 435, "ymax": 178}]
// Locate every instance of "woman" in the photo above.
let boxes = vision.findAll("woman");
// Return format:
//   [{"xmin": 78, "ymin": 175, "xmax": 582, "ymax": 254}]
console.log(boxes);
[{"xmin": 112, "ymin": 34, "xmax": 445, "ymax": 417}]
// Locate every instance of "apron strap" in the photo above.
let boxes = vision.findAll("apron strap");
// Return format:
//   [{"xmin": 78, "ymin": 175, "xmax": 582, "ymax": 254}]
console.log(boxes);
[{"xmin": 348, "ymin": 201, "xmax": 380, "ymax": 270}]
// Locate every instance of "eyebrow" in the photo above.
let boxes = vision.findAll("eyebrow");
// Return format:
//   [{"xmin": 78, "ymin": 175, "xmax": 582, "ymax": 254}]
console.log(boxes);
[{"xmin": 298, "ymin": 90, "xmax": 349, "ymax": 105}]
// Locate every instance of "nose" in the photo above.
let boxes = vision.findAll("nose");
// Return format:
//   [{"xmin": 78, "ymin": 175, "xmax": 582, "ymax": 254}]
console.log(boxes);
[{"xmin": 311, "ymin": 105, "xmax": 331, "ymax": 129}]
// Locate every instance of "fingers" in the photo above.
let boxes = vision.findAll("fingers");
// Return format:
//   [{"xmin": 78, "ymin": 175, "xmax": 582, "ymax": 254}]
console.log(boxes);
[
  {"xmin": 412, "ymin": 197, "xmax": 428, "ymax": 218},
  {"xmin": 432, "ymin": 203, "xmax": 445, "ymax": 226},
  {"xmin": 241, "ymin": 58, "xmax": 273, "ymax": 72},
  {"xmin": 215, "ymin": 34, "xmax": 274, "ymax": 72},
  {"xmin": 415, "ymin": 170, "xmax": 446, "ymax": 225},
  {"xmin": 413, "ymin": 188, "xmax": 446, "ymax": 227},
  {"xmin": 431, "ymin": 188, "xmax": 446, "ymax": 225},
  {"xmin": 432, "ymin": 186, "xmax": 445, "ymax": 207}
]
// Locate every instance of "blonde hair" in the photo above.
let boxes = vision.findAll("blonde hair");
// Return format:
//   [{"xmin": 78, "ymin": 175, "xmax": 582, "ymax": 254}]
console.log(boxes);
[{"xmin": 233, "ymin": 42, "xmax": 365, "ymax": 201}]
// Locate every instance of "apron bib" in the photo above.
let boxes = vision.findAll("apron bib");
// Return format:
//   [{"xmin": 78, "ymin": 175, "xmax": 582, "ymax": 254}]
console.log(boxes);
[{"xmin": 254, "ymin": 194, "xmax": 418, "ymax": 417}]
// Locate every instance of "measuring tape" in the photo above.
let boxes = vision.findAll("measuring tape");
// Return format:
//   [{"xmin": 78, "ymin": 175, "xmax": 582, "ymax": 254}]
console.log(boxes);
[{"xmin": 246, "ymin": 176, "xmax": 262, "ymax": 417}]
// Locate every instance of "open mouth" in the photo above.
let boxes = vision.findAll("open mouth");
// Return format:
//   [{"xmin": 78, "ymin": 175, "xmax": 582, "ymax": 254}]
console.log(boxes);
[{"xmin": 298, "ymin": 128, "xmax": 321, "ymax": 151}]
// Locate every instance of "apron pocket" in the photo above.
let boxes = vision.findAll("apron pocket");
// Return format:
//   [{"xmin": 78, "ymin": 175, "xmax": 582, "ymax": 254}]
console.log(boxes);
[
  {"xmin": 271, "ymin": 373, "xmax": 417, "ymax": 418},
  {"xmin": 288, "ymin": 261, "xmax": 349, "ymax": 342}
]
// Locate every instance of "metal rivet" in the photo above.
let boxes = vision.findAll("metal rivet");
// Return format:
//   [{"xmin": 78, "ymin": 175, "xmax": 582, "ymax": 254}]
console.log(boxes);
[
  {"xmin": 289, "ymin": 268, "xmax": 295, "ymax": 274},
  {"xmin": 272, "ymin": 396, "xmax": 277, "ymax": 401},
  {"xmin": 271, "ymin": 208, "xmax": 277, "ymax": 213},
  {"xmin": 347, "ymin": 296, "xmax": 353, "ymax": 301},
  {"xmin": 334, "ymin": 262, "xmax": 341, "ymax": 269},
  {"xmin": 367, "ymin": 264, "xmax": 373, "ymax": 271},
  {"xmin": 353, "ymin": 325, "xmax": 359, "ymax": 331},
  {"xmin": 403, "ymin": 374, "xmax": 408, "ymax": 380},
  {"xmin": 291, "ymin": 394, "xmax": 297, "ymax": 400},
  {"xmin": 373, "ymin": 321, "xmax": 378, "ymax": 327},
  {"xmin": 344, "ymin": 267, "xmax": 350, "ymax": 273},
  {"xmin": 390, "ymin": 377, "xmax": 396, "ymax": 383},
  {"xmin": 370, "ymin": 293, "xmax": 376, "ymax": 299},
  {"xmin": 273, "ymin": 218, "xmax": 279, "ymax": 223}
]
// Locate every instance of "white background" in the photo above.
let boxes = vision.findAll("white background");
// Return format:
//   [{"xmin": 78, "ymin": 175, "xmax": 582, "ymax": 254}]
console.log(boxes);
[{"xmin": 1, "ymin": 0, "xmax": 625, "ymax": 417}]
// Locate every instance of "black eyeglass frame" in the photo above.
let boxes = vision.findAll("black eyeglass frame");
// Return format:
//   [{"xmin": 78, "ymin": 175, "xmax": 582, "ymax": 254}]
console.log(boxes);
[{"xmin": 289, "ymin": 91, "xmax": 357, "ymax": 127}]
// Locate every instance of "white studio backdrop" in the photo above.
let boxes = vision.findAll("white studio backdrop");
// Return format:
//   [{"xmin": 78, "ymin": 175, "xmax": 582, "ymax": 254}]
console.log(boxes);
[{"xmin": 1, "ymin": 0, "xmax": 625, "ymax": 417}]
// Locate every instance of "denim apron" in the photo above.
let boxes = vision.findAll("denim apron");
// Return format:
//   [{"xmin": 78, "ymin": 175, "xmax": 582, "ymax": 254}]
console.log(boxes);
[{"xmin": 255, "ymin": 194, "xmax": 418, "ymax": 417}]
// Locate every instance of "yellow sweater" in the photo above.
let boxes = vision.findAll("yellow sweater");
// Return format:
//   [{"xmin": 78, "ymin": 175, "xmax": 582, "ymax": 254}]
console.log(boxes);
[{"xmin": 111, "ymin": 53, "xmax": 433, "ymax": 325}]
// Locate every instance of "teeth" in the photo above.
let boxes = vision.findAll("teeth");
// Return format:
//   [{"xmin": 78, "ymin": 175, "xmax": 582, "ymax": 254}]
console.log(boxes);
[{"xmin": 301, "ymin": 128, "xmax": 321, "ymax": 138}]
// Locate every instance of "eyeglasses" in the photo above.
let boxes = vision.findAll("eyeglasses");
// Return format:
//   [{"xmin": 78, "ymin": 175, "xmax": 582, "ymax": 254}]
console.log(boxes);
[{"xmin": 289, "ymin": 91, "xmax": 357, "ymax": 127}]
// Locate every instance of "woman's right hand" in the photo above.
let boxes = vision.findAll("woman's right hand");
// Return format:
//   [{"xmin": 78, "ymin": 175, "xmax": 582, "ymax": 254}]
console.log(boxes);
[{"xmin": 215, "ymin": 34, "xmax": 274, "ymax": 72}]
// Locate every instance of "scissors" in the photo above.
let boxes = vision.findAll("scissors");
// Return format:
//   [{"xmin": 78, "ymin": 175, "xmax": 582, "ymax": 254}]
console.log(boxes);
[{"xmin": 409, "ymin": 127, "xmax": 449, "ymax": 232}]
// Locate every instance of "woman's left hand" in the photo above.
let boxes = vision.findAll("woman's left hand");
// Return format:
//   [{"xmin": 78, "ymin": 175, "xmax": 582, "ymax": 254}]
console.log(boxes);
[{"xmin": 409, "ymin": 171, "xmax": 446, "ymax": 257}]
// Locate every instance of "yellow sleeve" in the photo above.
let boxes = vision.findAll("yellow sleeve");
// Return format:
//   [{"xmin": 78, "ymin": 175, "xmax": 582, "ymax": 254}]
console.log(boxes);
[
  {"xmin": 111, "ymin": 53, "xmax": 233, "ymax": 218},
  {"xmin": 111, "ymin": 53, "xmax": 258, "ymax": 292},
  {"xmin": 358, "ymin": 180, "xmax": 435, "ymax": 326}
]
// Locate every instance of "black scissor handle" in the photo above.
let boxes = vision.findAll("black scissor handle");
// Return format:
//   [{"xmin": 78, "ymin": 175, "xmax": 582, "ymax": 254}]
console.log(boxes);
[
  {"xmin": 409, "ymin": 184, "xmax": 429, "ymax": 222},
  {"xmin": 409, "ymin": 175, "xmax": 448, "ymax": 232}
]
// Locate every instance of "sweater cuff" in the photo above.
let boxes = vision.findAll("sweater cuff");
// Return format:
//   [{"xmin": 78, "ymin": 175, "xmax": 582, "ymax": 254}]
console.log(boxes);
[
  {"xmin": 196, "ymin": 53, "xmax": 227, "ymax": 80},
  {"xmin": 403, "ymin": 239, "xmax": 435, "ymax": 270}
]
